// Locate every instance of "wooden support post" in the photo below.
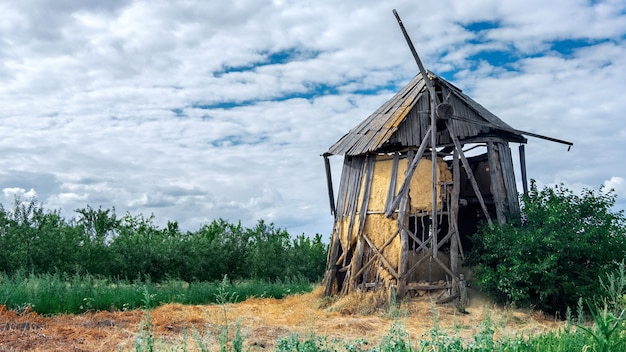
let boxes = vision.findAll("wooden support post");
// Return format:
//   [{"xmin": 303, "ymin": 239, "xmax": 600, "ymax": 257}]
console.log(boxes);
[
  {"xmin": 498, "ymin": 142, "xmax": 520, "ymax": 216},
  {"xmin": 450, "ymin": 149, "xmax": 460, "ymax": 276},
  {"xmin": 362, "ymin": 233, "xmax": 400, "ymax": 280},
  {"xmin": 398, "ymin": 193, "xmax": 409, "ymax": 298},
  {"xmin": 447, "ymin": 121, "xmax": 493, "ymax": 226},
  {"xmin": 384, "ymin": 152, "xmax": 400, "ymax": 215},
  {"xmin": 323, "ymin": 229, "xmax": 341, "ymax": 296},
  {"xmin": 487, "ymin": 142, "xmax": 507, "ymax": 225},
  {"xmin": 385, "ymin": 125, "xmax": 432, "ymax": 217},
  {"xmin": 323, "ymin": 155, "xmax": 336, "ymax": 216},
  {"xmin": 519, "ymin": 144, "xmax": 528, "ymax": 196}
]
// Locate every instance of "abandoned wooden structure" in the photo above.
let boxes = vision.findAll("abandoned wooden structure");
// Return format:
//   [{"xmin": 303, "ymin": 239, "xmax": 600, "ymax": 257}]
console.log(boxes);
[{"xmin": 321, "ymin": 11, "xmax": 572, "ymax": 304}]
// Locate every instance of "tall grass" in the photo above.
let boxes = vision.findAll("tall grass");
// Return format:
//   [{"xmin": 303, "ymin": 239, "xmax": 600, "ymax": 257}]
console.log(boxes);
[{"xmin": 0, "ymin": 271, "xmax": 312, "ymax": 315}]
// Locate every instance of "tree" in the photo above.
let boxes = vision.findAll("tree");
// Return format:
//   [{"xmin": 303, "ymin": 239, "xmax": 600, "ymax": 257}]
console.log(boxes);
[{"xmin": 467, "ymin": 181, "xmax": 626, "ymax": 314}]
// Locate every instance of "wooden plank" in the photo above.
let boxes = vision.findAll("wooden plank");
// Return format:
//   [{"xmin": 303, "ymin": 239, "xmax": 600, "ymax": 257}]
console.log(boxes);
[
  {"xmin": 323, "ymin": 228, "xmax": 342, "ymax": 296},
  {"xmin": 345, "ymin": 157, "xmax": 365, "ymax": 246},
  {"xmin": 487, "ymin": 142, "xmax": 507, "ymax": 225},
  {"xmin": 335, "ymin": 158, "xmax": 353, "ymax": 220},
  {"xmin": 432, "ymin": 255, "xmax": 457, "ymax": 280},
  {"xmin": 407, "ymin": 283, "xmax": 453, "ymax": 290},
  {"xmin": 447, "ymin": 121, "xmax": 493, "ymax": 226},
  {"xmin": 451, "ymin": 149, "xmax": 463, "ymax": 268},
  {"xmin": 323, "ymin": 155, "xmax": 336, "ymax": 216},
  {"xmin": 385, "ymin": 125, "xmax": 433, "ymax": 217},
  {"xmin": 384, "ymin": 152, "xmax": 400, "ymax": 215},
  {"xmin": 498, "ymin": 142, "xmax": 520, "ymax": 215},
  {"xmin": 350, "ymin": 236, "xmax": 364, "ymax": 292},
  {"xmin": 358, "ymin": 155, "xmax": 375, "ymax": 234},
  {"xmin": 360, "ymin": 233, "xmax": 400, "ymax": 280},
  {"xmin": 519, "ymin": 144, "xmax": 528, "ymax": 196},
  {"xmin": 354, "ymin": 230, "xmax": 399, "ymax": 279},
  {"xmin": 400, "ymin": 251, "xmax": 430, "ymax": 282},
  {"xmin": 398, "ymin": 195, "xmax": 409, "ymax": 297}
]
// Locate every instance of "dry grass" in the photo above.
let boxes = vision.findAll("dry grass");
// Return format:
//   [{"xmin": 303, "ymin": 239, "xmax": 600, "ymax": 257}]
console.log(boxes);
[{"xmin": 0, "ymin": 286, "xmax": 563, "ymax": 351}]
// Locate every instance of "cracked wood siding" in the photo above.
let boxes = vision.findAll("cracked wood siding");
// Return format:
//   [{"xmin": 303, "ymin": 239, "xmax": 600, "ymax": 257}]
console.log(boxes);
[
  {"xmin": 327, "ymin": 75, "xmax": 426, "ymax": 156},
  {"xmin": 327, "ymin": 71, "xmax": 525, "ymax": 157}
]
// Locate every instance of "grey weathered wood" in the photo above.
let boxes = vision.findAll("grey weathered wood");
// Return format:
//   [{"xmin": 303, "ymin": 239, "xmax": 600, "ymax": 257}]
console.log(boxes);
[
  {"xmin": 498, "ymin": 142, "xmax": 520, "ymax": 215},
  {"xmin": 398, "ymin": 194, "xmax": 409, "ymax": 297},
  {"xmin": 345, "ymin": 157, "xmax": 364, "ymax": 247},
  {"xmin": 407, "ymin": 282, "xmax": 453, "ymax": 290},
  {"xmin": 350, "ymin": 236, "xmax": 364, "ymax": 291},
  {"xmin": 385, "ymin": 125, "xmax": 433, "ymax": 217},
  {"xmin": 487, "ymin": 142, "xmax": 507, "ymax": 225},
  {"xmin": 519, "ymin": 144, "xmax": 528, "ymax": 196},
  {"xmin": 358, "ymin": 155, "xmax": 375, "ymax": 235},
  {"xmin": 362, "ymin": 233, "xmax": 399, "ymax": 280},
  {"xmin": 400, "ymin": 251, "xmax": 430, "ymax": 282},
  {"xmin": 384, "ymin": 152, "xmax": 400, "ymax": 215},
  {"xmin": 323, "ymin": 155, "xmax": 336, "ymax": 216},
  {"xmin": 323, "ymin": 229, "xmax": 341, "ymax": 296},
  {"xmin": 447, "ymin": 121, "xmax": 493, "ymax": 226},
  {"xmin": 451, "ymin": 149, "xmax": 463, "ymax": 269}
]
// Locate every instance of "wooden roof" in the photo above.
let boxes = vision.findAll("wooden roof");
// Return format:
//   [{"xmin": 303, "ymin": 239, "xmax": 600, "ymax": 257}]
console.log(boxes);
[{"xmin": 326, "ymin": 71, "xmax": 527, "ymax": 156}]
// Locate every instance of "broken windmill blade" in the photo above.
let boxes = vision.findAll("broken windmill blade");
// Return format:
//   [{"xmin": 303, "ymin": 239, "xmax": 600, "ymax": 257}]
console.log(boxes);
[{"xmin": 392, "ymin": 9, "xmax": 440, "ymax": 259}]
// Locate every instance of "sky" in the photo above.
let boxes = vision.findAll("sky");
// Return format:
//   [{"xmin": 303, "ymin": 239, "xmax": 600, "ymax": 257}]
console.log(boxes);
[{"xmin": 1, "ymin": 0, "xmax": 625, "ymax": 238}]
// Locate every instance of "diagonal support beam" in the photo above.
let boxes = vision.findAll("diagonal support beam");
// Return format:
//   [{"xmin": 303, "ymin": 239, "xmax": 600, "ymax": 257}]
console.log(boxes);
[
  {"xmin": 385, "ymin": 125, "xmax": 432, "ymax": 217},
  {"xmin": 446, "ymin": 121, "xmax": 493, "ymax": 226},
  {"xmin": 361, "ymin": 233, "xmax": 400, "ymax": 280},
  {"xmin": 354, "ymin": 230, "xmax": 399, "ymax": 279}
]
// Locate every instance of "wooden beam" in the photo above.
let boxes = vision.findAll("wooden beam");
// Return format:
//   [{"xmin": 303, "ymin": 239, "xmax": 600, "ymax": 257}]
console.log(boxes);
[
  {"xmin": 447, "ymin": 121, "xmax": 493, "ymax": 226},
  {"xmin": 385, "ymin": 125, "xmax": 432, "ymax": 217},
  {"xmin": 323, "ymin": 155, "xmax": 336, "ymax": 216},
  {"xmin": 362, "ymin": 233, "xmax": 400, "ymax": 280},
  {"xmin": 323, "ymin": 228, "xmax": 341, "ymax": 296},
  {"xmin": 398, "ymin": 196, "xmax": 409, "ymax": 297},
  {"xmin": 400, "ymin": 252, "xmax": 430, "ymax": 282},
  {"xmin": 487, "ymin": 142, "xmax": 507, "ymax": 225},
  {"xmin": 451, "ymin": 149, "xmax": 464, "ymax": 267},
  {"xmin": 519, "ymin": 144, "xmax": 528, "ymax": 196},
  {"xmin": 498, "ymin": 142, "xmax": 520, "ymax": 216},
  {"xmin": 384, "ymin": 152, "xmax": 400, "ymax": 215},
  {"xmin": 354, "ymin": 230, "xmax": 399, "ymax": 279}
]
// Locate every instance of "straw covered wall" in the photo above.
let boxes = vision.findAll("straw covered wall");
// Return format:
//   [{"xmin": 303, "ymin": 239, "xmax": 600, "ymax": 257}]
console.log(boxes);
[{"xmin": 332, "ymin": 154, "xmax": 453, "ymax": 286}]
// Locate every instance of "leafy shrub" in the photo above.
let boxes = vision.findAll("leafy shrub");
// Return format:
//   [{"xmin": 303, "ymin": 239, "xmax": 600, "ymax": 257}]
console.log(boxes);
[
  {"xmin": 467, "ymin": 181, "xmax": 626, "ymax": 314},
  {"xmin": 0, "ymin": 197, "xmax": 328, "ymax": 284}
]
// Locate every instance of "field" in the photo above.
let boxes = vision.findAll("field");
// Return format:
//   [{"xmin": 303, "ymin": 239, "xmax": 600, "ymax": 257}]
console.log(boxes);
[{"xmin": 0, "ymin": 286, "xmax": 568, "ymax": 352}]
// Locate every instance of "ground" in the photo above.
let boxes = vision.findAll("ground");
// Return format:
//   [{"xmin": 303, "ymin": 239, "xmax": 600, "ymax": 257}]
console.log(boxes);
[{"xmin": 0, "ymin": 287, "xmax": 563, "ymax": 351}]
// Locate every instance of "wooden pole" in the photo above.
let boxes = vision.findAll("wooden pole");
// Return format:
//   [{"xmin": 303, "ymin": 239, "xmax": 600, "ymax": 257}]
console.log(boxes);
[
  {"xmin": 487, "ymin": 142, "xmax": 507, "ymax": 225},
  {"xmin": 450, "ymin": 149, "xmax": 460, "ymax": 276},
  {"xmin": 323, "ymin": 155, "xmax": 336, "ymax": 216},
  {"xmin": 519, "ymin": 144, "xmax": 528, "ymax": 196},
  {"xmin": 385, "ymin": 125, "xmax": 432, "ymax": 217},
  {"xmin": 392, "ymin": 9, "xmax": 439, "ymax": 259},
  {"xmin": 447, "ymin": 121, "xmax": 493, "ymax": 226}
]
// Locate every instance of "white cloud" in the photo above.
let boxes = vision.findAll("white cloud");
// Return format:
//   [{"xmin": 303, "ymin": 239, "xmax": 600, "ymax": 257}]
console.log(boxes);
[
  {"xmin": 2, "ymin": 187, "xmax": 38, "ymax": 199},
  {"xmin": 604, "ymin": 177, "xmax": 626, "ymax": 197}
]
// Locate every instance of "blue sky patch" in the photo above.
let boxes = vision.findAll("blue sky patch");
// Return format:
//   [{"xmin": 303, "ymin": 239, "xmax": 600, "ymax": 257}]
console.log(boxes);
[
  {"xmin": 467, "ymin": 49, "xmax": 519, "ymax": 69},
  {"xmin": 171, "ymin": 108, "xmax": 185, "ymax": 117},
  {"xmin": 210, "ymin": 134, "xmax": 269, "ymax": 147},
  {"xmin": 463, "ymin": 20, "xmax": 501, "ymax": 33},
  {"xmin": 215, "ymin": 48, "xmax": 321, "ymax": 77},
  {"xmin": 549, "ymin": 38, "xmax": 607, "ymax": 57}
]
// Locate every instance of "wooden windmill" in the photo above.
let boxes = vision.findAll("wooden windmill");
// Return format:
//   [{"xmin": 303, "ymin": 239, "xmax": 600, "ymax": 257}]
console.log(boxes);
[{"xmin": 321, "ymin": 10, "xmax": 572, "ymax": 306}]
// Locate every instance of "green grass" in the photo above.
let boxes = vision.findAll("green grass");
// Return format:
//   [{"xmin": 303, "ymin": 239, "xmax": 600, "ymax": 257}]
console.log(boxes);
[{"xmin": 0, "ymin": 271, "xmax": 313, "ymax": 315}]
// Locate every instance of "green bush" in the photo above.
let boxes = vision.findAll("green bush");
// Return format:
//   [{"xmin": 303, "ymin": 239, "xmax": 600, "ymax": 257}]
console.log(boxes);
[
  {"xmin": 467, "ymin": 181, "xmax": 626, "ymax": 314},
  {"xmin": 0, "ymin": 197, "xmax": 328, "ymax": 284}
]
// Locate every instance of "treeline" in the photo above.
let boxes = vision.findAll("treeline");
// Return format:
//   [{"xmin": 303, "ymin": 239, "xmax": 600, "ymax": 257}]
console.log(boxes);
[{"xmin": 0, "ymin": 199, "xmax": 328, "ymax": 283}]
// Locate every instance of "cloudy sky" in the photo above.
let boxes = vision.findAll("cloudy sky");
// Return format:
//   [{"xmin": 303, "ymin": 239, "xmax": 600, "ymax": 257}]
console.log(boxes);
[{"xmin": 1, "ymin": 0, "xmax": 625, "ymax": 237}]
